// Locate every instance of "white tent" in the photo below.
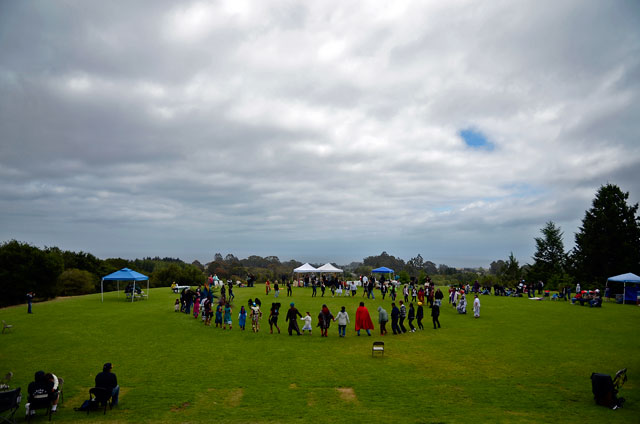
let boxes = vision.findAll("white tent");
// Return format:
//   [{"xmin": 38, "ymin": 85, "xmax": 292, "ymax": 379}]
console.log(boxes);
[
  {"xmin": 293, "ymin": 263, "xmax": 319, "ymax": 273},
  {"xmin": 317, "ymin": 263, "xmax": 344, "ymax": 273}
]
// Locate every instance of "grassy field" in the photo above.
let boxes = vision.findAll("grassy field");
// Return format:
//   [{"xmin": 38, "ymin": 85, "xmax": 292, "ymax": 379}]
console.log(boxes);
[{"xmin": 1, "ymin": 286, "xmax": 639, "ymax": 423}]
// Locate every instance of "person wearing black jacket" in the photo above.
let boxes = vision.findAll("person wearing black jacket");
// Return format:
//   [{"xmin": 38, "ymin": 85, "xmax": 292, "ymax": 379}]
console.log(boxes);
[
  {"xmin": 285, "ymin": 302, "xmax": 302, "ymax": 335},
  {"xmin": 432, "ymin": 304, "xmax": 441, "ymax": 329},
  {"xmin": 390, "ymin": 303, "xmax": 400, "ymax": 335},
  {"xmin": 95, "ymin": 363, "xmax": 119, "ymax": 406},
  {"xmin": 26, "ymin": 370, "xmax": 54, "ymax": 416},
  {"xmin": 416, "ymin": 302, "xmax": 424, "ymax": 330}
]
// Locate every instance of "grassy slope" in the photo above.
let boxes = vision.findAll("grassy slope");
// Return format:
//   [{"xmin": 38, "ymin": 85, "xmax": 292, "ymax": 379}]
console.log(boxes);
[{"xmin": 1, "ymin": 287, "xmax": 639, "ymax": 423}]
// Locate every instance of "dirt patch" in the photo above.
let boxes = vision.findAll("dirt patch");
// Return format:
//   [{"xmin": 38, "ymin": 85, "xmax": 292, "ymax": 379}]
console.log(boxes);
[
  {"xmin": 289, "ymin": 383, "xmax": 298, "ymax": 389},
  {"xmin": 170, "ymin": 402, "xmax": 190, "ymax": 412},
  {"xmin": 228, "ymin": 388, "xmax": 244, "ymax": 407},
  {"xmin": 336, "ymin": 387, "xmax": 358, "ymax": 403}
]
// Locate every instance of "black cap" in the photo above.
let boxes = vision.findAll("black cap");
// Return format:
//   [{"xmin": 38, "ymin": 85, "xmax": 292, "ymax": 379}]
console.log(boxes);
[{"xmin": 103, "ymin": 362, "xmax": 112, "ymax": 371}]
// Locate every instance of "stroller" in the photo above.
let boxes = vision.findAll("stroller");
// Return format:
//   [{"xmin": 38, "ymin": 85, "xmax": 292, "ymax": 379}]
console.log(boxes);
[{"xmin": 591, "ymin": 368, "xmax": 627, "ymax": 409}]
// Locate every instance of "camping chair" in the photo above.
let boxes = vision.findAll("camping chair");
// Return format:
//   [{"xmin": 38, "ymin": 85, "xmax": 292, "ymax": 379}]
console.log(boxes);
[
  {"xmin": 0, "ymin": 387, "xmax": 21, "ymax": 424},
  {"xmin": 372, "ymin": 341, "xmax": 384, "ymax": 357},
  {"xmin": 88, "ymin": 387, "xmax": 112, "ymax": 415},
  {"xmin": 57, "ymin": 378, "xmax": 64, "ymax": 405},
  {"xmin": 1, "ymin": 321, "xmax": 12, "ymax": 334},
  {"xmin": 0, "ymin": 373, "xmax": 12, "ymax": 391},
  {"xmin": 27, "ymin": 391, "xmax": 52, "ymax": 422}
]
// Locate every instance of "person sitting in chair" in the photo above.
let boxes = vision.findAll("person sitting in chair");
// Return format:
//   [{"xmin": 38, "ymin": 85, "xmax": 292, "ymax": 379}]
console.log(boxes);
[
  {"xmin": 26, "ymin": 370, "xmax": 55, "ymax": 416},
  {"xmin": 95, "ymin": 362, "xmax": 119, "ymax": 406}
]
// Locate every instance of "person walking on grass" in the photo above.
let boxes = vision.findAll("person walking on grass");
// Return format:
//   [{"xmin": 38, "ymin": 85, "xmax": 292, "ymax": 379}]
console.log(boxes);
[
  {"xmin": 355, "ymin": 302, "xmax": 374, "ymax": 336},
  {"xmin": 265, "ymin": 280, "xmax": 271, "ymax": 295},
  {"xmin": 408, "ymin": 303, "xmax": 416, "ymax": 332},
  {"xmin": 312, "ymin": 280, "xmax": 317, "ymax": 297},
  {"xmin": 335, "ymin": 306, "xmax": 350, "ymax": 337},
  {"xmin": 378, "ymin": 306, "xmax": 388, "ymax": 335},
  {"xmin": 274, "ymin": 281, "xmax": 280, "ymax": 298},
  {"xmin": 286, "ymin": 302, "xmax": 302, "ymax": 335},
  {"xmin": 391, "ymin": 302, "xmax": 400, "ymax": 335},
  {"xmin": 390, "ymin": 284, "xmax": 396, "ymax": 301},
  {"xmin": 317, "ymin": 304, "xmax": 333, "ymax": 337},
  {"xmin": 250, "ymin": 303, "xmax": 262, "ymax": 332},
  {"xmin": 238, "ymin": 306, "xmax": 247, "ymax": 330},
  {"xmin": 403, "ymin": 285, "xmax": 409, "ymax": 303},
  {"xmin": 399, "ymin": 300, "xmax": 407, "ymax": 333},
  {"xmin": 432, "ymin": 303, "xmax": 441, "ymax": 329},
  {"xmin": 204, "ymin": 298, "xmax": 212, "ymax": 326},
  {"xmin": 473, "ymin": 295, "xmax": 481, "ymax": 318},
  {"xmin": 223, "ymin": 303, "xmax": 232, "ymax": 330},
  {"xmin": 286, "ymin": 280, "xmax": 293, "ymax": 296},
  {"xmin": 269, "ymin": 303, "xmax": 281, "ymax": 334},
  {"xmin": 215, "ymin": 304, "xmax": 223, "ymax": 327},
  {"xmin": 416, "ymin": 302, "xmax": 424, "ymax": 330},
  {"xmin": 321, "ymin": 281, "xmax": 326, "ymax": 297}
]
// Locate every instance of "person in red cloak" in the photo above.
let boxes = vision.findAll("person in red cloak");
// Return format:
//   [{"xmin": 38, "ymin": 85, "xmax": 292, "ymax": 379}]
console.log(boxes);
[{"xmin": 355, "ymin": 302, "xmax": 374, "ymax": 336}]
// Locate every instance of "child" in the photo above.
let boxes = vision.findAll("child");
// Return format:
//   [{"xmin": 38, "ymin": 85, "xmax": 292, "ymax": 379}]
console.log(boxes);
[
  {"xmin": 223, "ymin": 303, "xmax": 232, "ymax": 330},
  {"xmin": 269, "ymin": 303, "xmax": 281, "ymax": 334},
  {"xmin": 193, "ymin": 294, "xmax": 200, "ymax": 319},
  {"xmin": 203, "ymin": 298, "xmax": 212, "ymax": 326},
  {"xmin": 174, "ymin": 299, "xmax": 180, "ymax": 312},
  {"xmin": 301, "ymin": 312, "xmax": 312, "ymax": 335},
  {"xmin": 335, "ymin": 306, "xmax": 350, "ymax": 337},
  {"xmin": 215, "ymin": 304, "xmax": 223, "ymax": 328},
  {"xmin": 238, "ymin": 306, "xmax": 247, "ymax": 330}
]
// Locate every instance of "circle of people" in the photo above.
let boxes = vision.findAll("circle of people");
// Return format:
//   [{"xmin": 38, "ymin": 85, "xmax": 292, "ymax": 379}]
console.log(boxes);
[{"xmin": 174, "ymin": 277, "xmax": 482, "ymax": 337}]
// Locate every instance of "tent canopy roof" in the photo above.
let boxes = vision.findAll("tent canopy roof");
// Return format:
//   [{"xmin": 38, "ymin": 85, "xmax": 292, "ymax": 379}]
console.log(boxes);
[
  {"xmin": 317, "ymin": 263, "xmax": 343, "ymax": 273},
  {"xmin": 607, "ymin": 272, "xmax": 640, "ymax": 283},
  {"xmin": 102, "ymin": 267, "xmax": 149, "ymax": 281},
  {"xmin": 293, "ymin": 263, "xmax": 318, "ymax": 273},
  {"xmin": 372, "ymin": 266, "xmax": 394, "ymax": 273}
]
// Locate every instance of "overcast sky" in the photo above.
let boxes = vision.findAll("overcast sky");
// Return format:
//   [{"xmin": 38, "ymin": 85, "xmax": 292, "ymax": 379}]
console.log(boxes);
[{"xmin": 1, "ymin": 1, "xmax": 639, "ymax": 267}]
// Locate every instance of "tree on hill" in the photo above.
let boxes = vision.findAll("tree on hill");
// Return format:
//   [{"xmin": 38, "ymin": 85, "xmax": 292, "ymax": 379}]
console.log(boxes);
[
  {"xmin": 571, "ymin": 184, "xmax": 640, "ymax": 285},
  {"xmin": 501, "ymin": 252, "xmax": 521, "ymax": 285},
  {"xmin": 529, "ymin": 221, "xmax": 567, "ymax": 288}
]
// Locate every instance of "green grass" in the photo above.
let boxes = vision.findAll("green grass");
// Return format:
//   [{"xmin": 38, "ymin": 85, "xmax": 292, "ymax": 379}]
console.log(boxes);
[{"xmin": 1, "ymin": 287, "xmax": 639, "ymax": 423}]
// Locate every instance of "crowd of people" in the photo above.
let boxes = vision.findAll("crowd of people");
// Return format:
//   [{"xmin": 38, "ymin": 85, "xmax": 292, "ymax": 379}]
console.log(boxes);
[{"xmin": 171, "ymin": 275, "xmax": 493, "ymax": 337}]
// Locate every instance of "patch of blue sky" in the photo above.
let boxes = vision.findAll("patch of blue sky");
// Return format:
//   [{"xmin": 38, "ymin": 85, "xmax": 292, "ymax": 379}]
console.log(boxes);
[
  {"xmin": 500, "ymin": 183, "xmax": 546, "ymax": 198},
  {"xmin": 459, "ymin": 128, "xmax": 494, "ymax": 151}
]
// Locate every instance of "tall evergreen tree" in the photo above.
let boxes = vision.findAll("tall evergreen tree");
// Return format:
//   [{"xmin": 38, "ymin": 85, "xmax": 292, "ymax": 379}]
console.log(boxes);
[
  {"xmin": 571, "ymin": 184, "xmax": 640, "ymax": 284},
  {"xmin": 530, "ymin": 221, "xmax": 566, "ymax": 285},
  {"xmin": 502, "ymin": 252, "xmax": 521, "ymax": 284}
]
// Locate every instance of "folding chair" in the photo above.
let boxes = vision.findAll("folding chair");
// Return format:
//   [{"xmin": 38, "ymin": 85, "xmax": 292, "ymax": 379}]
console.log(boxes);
[
  {"xmin": 27, "ymin": 392, "xmax": 52, "ymax": 422},
  {"xmin": 1, "ymin": 321, "xmax": 12, "ymax": 334},
  {"xmin": 372, "ymin": 341, "xmax": 384, "ymax": 357},
  {"xmin": 88, "ymin": 387, "xmax": 112, "ymax": 415},
  {"xmin": 56, "ymin": 378, "xmax": 64, "ymax": 405},
  {"xmin": 0, "ymin": 387, "xmax": 21, "ymax": 424}
]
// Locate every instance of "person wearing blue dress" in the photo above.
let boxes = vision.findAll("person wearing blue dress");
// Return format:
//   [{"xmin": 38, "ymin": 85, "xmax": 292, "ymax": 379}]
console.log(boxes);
[
  {"xmin": 223, "ymin": 303, "xmax": 232, "ymax": 330},
  {"xmin": 238, "ymin": 306, "xmax": 247, "ymax": 331}
]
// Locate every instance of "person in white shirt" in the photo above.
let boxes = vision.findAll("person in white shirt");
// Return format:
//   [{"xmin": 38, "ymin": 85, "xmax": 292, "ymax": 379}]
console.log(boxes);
[{"xmin": 473, "ymin": 295, "xmax": 481, "ymax": 318}]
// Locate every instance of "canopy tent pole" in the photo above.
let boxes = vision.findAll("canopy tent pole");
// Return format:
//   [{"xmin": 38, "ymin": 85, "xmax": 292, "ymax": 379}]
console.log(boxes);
[
  {"xmin": 624, "ymin": 282, "xmax": 626, "ymax": 305},
  {"xmin": 101, "ymin": 278, "xmax": 104, "ymax": 303}
]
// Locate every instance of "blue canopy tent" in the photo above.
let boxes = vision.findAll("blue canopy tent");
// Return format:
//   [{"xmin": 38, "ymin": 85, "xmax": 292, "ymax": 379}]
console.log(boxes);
[
  {"xmin": 372, "ymin": 267, "xmax": 395, "ymax": 282},
  {"xmin": 101, "ymin": 268, "xmax": 149, "ymax": 303},
  {"xmin": 607, "ymin": 272, "xmax": 640, "ymax": 304}
]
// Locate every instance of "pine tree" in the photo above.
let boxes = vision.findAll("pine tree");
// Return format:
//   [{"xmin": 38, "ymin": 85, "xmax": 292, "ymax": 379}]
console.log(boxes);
[
  {"xmin": 571, "ymin": 184, "xmax": 640, "ymax": 284},
  {"xmin": 530, "ymin": 221, "xmax": 567, "ymax": 287}
]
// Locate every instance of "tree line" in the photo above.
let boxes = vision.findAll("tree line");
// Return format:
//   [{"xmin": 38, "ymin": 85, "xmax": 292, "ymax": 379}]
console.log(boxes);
[{"xmin": 1, "ymin": 184, "xmax": 637, "ymax": 307}]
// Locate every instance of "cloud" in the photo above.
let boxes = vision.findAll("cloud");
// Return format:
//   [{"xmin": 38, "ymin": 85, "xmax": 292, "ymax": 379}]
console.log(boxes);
[{"xmin": 1, "ymin": 0, "xmax": 639, "ymax": 266}]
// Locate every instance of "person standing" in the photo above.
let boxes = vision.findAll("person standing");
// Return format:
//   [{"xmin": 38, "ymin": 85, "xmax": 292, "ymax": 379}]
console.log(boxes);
[
  {"xmin": 391, "ymin": 303, "xmax": 400, "ymax": 335},
  {"xmin": 228, "ymin": 281, "xmax": 235, "ymax": 301},
  {"xmin": 312, "ymin": 280, "xmax": 317, "ymax": 297},
  {"xmin": 350, "ymin": 280, "xmax": 357, "ymax": 297},
  {"xmin": 576, "ymin": 282, "xmax": 581, "ymax": 294},
  {"xmin": 335, "ymin": 306, "xmax": 350, "ymax": 337},
  {"xmin": 286, "ymin": 280, "xmax": 292, "ymax": 297},
  {"xmin": 274, "ymin": 281, "xmax": 280, "ymax": 298},
  {"xmin": 26, "ymin": 291, "xmax": 35, "ymax": 314},
  {"xmin": 250, "ymin": 303, "xmax": 262, "ymax": 332},
  {"xmin": 377, "ymin": 306, "xmax": 388, "ymax": 335},
  {"xmin": 95, "ymin": 363, "xmax": 119, "ymax": 406},
  {"xmin": 416, "ymin": 302, "xmax": 424, "ymax": 330},
  {"xmin": 380, "ymin": 283, "xmax": 387, "ymax": 300},
  {"xmin": 432, "ymin": 303, "xmax": 441, "ymax": 329},
  {"xmin": 362, "ymin": 275, "xmax": 369, "ymax": 298},
  {"xmin": 193, "ymin": 293, "xmax": 200, "ymax": 319},
  {"xmin": 403, "ymin": 285, "xmax": 409, "ymax": 303},
  {"xmin": 265, "ymin": 280, "xmax": 271, "ymax": 295},
  {"xmin": 354, "ymin": 302, "xmax": 374, "ymax": 336},
  {"xmin": 285, "ymin": 302, "xmax": 302, "ymax": 335},
  {"xmin": 435, "ymin": 288, "xmax": 444, "ymax": 306},
  {"xmin": 300, "ymin": 312, "xmax": 312, "ymax": 334},
  {"xmin": 473, "ymin": 295, "xmax": 481, "ymax": 318},
  {"xmin": 399, "ymin": 301, "xmax": 407, "ymax": 333}
]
